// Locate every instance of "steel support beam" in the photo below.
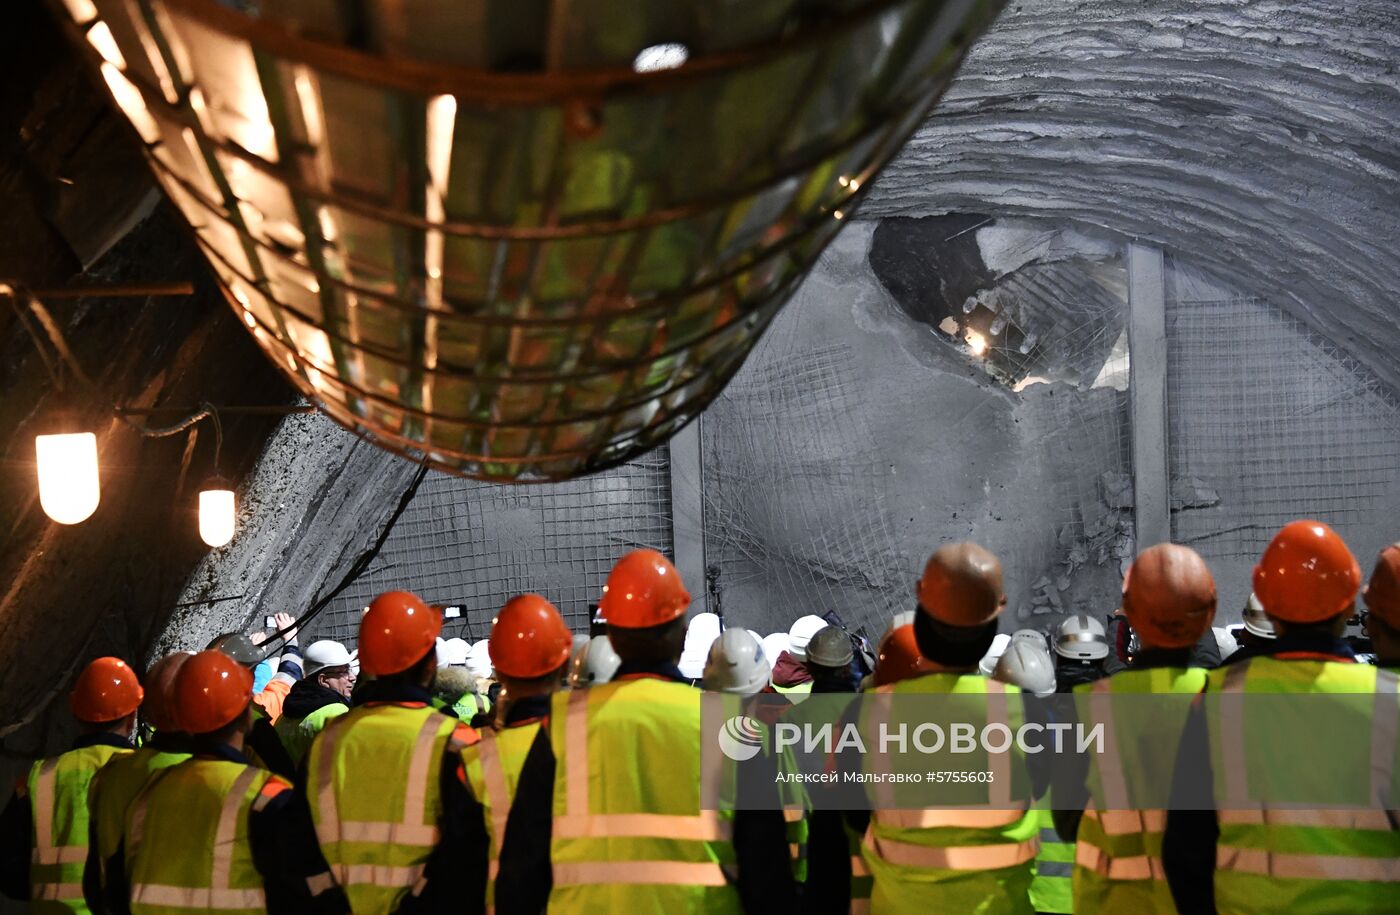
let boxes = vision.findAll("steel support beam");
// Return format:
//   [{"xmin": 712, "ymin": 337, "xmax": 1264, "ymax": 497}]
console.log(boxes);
[
  {"xmin": 668, "ymin": 419, "xmax": 708, "ymax": 617},
  {"xmin": 1128, "ymin": 242, "xmax": 1170, "ymax": 550}
]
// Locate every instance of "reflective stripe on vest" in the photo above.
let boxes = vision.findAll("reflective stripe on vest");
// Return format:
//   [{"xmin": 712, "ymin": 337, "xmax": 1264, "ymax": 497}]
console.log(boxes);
[
  {"xmin": 1071, "ymin": 667, "xmax": 1204, "ymax": 915},
  {"xmin": 859, "ymin": 674, "xmax": 1037, "ymax": 914},
  {"xmin": 548, "ymin": 681, "xmax": 741, "ymax": 912},
  {"xmin": 90, "ymin": 747, "xmax": 192, "ymax": 883},
  {"xmin": 310, "ymin": 705, "xmax": 457, "ymax": 913},
  {"xmin": 467, "ymin": 723, "xmax": 537, "ymax": 914},
  {"xmin": 1210, "ymin": 659, "xmax": 1400, "ymax": 911},
  {"xmin": 28, "ymin": 743, "xmax": 129, "ymax": 911},
  {"xmin": 127, "ymin": 762, "xmax": 271, "ymax": 915}
]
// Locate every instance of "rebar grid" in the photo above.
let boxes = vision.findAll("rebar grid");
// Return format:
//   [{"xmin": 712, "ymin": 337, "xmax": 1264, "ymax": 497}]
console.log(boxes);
[
  {"xmin": 1168, "ymin": 297, "xmax": 1400, "ymax": 558},
  {"xmin": 307, "ymin": 451, "xmax": 673, "ymax": 643}
]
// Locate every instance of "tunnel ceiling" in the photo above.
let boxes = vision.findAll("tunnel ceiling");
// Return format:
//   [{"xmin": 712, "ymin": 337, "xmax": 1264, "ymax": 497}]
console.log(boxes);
[{"xmin": 864, "ymin": 0, "xmax": 1400, "ymax": 390}]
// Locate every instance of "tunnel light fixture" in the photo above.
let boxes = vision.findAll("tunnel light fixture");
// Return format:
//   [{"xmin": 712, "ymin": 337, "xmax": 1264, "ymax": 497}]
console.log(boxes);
[
  {"xmin": 198, "ymin": 483, "xmax": 236, "ymax": 548},
  {"xmin": 633, "ymin": 43, "xmax": 689, "ymax": 73},
  {"xmin": 35, "ymin": 431, "xmax": 101, "ymax": 525}
]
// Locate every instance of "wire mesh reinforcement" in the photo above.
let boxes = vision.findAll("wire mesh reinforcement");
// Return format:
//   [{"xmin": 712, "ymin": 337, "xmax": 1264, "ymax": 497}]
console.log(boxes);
[
  {"xmin": 1168, "ymin": 296, "xmax": 1400, "ymax": 558},
  {"xmin": 307, "ymin": 450, "xmax": 673, "ymax": 643},
  {"xmin": 702, "ymin": 337, "xmax": 906, "ymax": 637}
]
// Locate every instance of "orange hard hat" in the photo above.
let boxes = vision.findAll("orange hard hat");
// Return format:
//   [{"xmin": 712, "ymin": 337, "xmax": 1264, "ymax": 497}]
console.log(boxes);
[
  {"xmin": 598, "ymin": 549, "xmax": 690, "ymax": 629},
  {"xmin": 142, "ymin": 651, "xmax": 194, "ymax": 732},
  {"xmin": 1253, "ymin": 520, "xmax": 1361, "ymax": 624},
  {"xmin": 1363, "ymin": 543, "xmax": 1400, "ymax": 629},
  {"xmin": 359, "ymin": 590, "xmax": 442, "ymax": 676},
  {"xmin": 1122, "ymin": 544, "xmax": 1217, "ymax": 649},
  {"xmin": 172, "ymin": 650, "xmax": 253, "ymax": 735},
  {"xmin": 489, "ymin": 594, "xmax": 573, "ymax": 679},
  {"xmin": 874, "ymin": 624, "xmax": 933, "ymax": 687},
  {"xmin": 69, "ymin": 657, "xmax": 144, "ymax": 723},
  {"xmin": 916, "ymin": 542, "xmax": 1006, "ymax": 628}
]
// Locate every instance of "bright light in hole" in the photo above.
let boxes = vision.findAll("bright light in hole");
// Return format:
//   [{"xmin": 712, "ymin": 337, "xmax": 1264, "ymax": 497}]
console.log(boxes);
[
  {"xmin": 36, "ymin": 433, "xmax": 100, "ymax": 525},
  {"xmin": 633, "ymin": 43, "xmax": 689, "ymax": 73},
  {"xmin": 199, "ymin": 488, "xmax": 236, "ymax": 547},
  {"xmin": 966, "ymin": 330, "xmax": 988, "ymax": 356}
]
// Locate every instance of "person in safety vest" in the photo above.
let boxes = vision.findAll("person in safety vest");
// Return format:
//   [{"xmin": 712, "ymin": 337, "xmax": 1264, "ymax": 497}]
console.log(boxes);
[
  {"xmin": 1050, "ymin": 543, "xmax": 1217, "ymax": 914},
  {"xmin": 300, "ymin": 590, "xmax": 480, "ymax": 914},
  {"xmin": 807, "ymin": 542, "xmax": 1045, "ymax": 915},
  {"xmin": 771, "ymin": 615, "xmax": 827, "ymax": 702},
  {"xmin": 496, "ymin": 548, "xmax": 797, "ymax": 913},
  {"xmin": 274, "ymin": 640, "xmax": 354, "ymax": 767},
  {"xmin": 0, "ymin": 657, "xmax": 141, "ymax": 912},
  {"xmin": 108, "ymin": 650, "xmax": 345, "ymax": 915},
  {"xmin": 84, "ymin": 652, "xmax": 195, "ymax": 914},
  {"xmin": 703, "ymin": 629, "xmax": 810, "ymax": 886},
  {"xmin": 1163, "ymin": 520, "xmax": 1400, "ymax": 913},
  {"xmin": 206, "ymin": 630, "xmax": 297, "ymax": 779},
  {"xmin": 1363, "ymin": 544, "xmax": 1400, "ymax": 668},
  {"xmin": 460, "ymin": 594, "xmax": 573, "ymax": 914},
  {"xmin": 211, "ymin": 612, "xmax": 303, "ymax": 724},
  {"xmin": 431, "ymin": 666, "xmax": 491, "ymax": 722}
]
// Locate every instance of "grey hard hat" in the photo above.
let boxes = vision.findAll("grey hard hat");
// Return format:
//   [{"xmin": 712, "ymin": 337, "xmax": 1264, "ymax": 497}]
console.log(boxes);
[
  {"xmin": 1053, "ymin": 614, "xmax": 1109, "ymax": 661},
  {"xmin": 806, "ymin": 625, "xmax": 855, "ymax": 668},
  {"xmin": 703, "ymin": 629, "xmax": 772, "ymax": 696},
  {"xmin": 207, "ymin": 632, "xmax": 261, "ymax": 667},
  {"xmin": 994, "ymin": 640, "xmax": 1057, "ymax": 697}
]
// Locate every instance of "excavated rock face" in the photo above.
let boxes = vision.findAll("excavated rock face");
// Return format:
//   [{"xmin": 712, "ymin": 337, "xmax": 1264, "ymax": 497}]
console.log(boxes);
[{"xmin": 865, "ymin": 0, "xmax": 1400, "ymax": 388}]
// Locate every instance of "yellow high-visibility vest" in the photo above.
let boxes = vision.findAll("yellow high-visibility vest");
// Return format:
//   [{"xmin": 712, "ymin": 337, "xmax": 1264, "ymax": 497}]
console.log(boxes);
[
  {"xmin": 545, "ymin": 678, "xmax": 742, "ymax": 913},
  {"xmin": 124, "ymin": 758, "xmax": 278, "ymax": 915},
  {"xmin": 26, "ymin": 743, "xmax": 129, "ymax": 913},
  {"xmin": 1207, "ymin": 657, "xmax": 1400, "ymax": 914},
  {"xmin": 305, "ymin": 704, "xmax": 473, "ymax": 915}
]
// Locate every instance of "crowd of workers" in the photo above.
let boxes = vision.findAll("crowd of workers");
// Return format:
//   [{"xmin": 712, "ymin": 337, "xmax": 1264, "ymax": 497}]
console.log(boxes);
[{"xmin": 1, "ymin": 519, "xmax": 1397, "ymax": 914}]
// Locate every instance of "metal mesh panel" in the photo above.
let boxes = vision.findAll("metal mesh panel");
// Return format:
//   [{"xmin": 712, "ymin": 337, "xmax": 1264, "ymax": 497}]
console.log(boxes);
[
  {"xmin": 309, "ymin": 451, "xmax": 672, "ymax": 642},
  {"xmin": 1168, "ymin": 296, "xmax": 1400, "ymax": 558},
  {"xmin": 701, "ymin": 339, "xmax": 906, "ymax": 635}
]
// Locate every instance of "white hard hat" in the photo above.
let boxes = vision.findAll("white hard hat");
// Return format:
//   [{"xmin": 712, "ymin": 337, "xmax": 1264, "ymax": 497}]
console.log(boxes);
[
  {"xmin": 466, "ymin": 639, "xmax": 494, "ymax": 678},
  {"xmin": 679, "ymin": 613, "xmax": 723, "ymax": 679},
  {"xmin": 686, "ymin": 613, "xmax": 722, "ymax": 646},
  {"xmin": 570, "ymin": 635, "xmax": 621, "ymax": 688},
  {"xmin": 304, "ymin": 639, "xmax": 353, "ymax": 677},
  {"xmin": 759, "ymin": 633, "xmax": 791, "ymax": 666},
  {"xmin": 1212, "ymin": 626, "xmax": 1239, "ymax": 660},
  {"xmin": 348, "ymin": 649, "xmax": 359, "ymax": 678},
  {"xmin": 787, "ymin": 615, "xmax": 828, "ymax": 662},
  {"xmin": 704, "ymin": 629, "xmax": 772, "ymax": 696},
  {"xmin": 1011, "ymin": 629, "xmax": 1047, "ymax": 650},
  {"xmin": 977, "ymin": 632, "xmax": 1013, "ymax": 676},
  {"xmin": 442, "ymin": 637, "xmax": 470, "ymax": 667},
  {"xmin": 1054, "ymin": 614, "xmax": 1109, "ymax": 661},
  {"xmin": 1242, "ymin": 592, "xmax": 1276, "ymax": 640},
  {"xmin": 994, "ymin": 640, "xmax": 1057, "ymax": 697},
  {"xmin": 679, "ymin": 631, "xmax": 720, "ymax": 679}
]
